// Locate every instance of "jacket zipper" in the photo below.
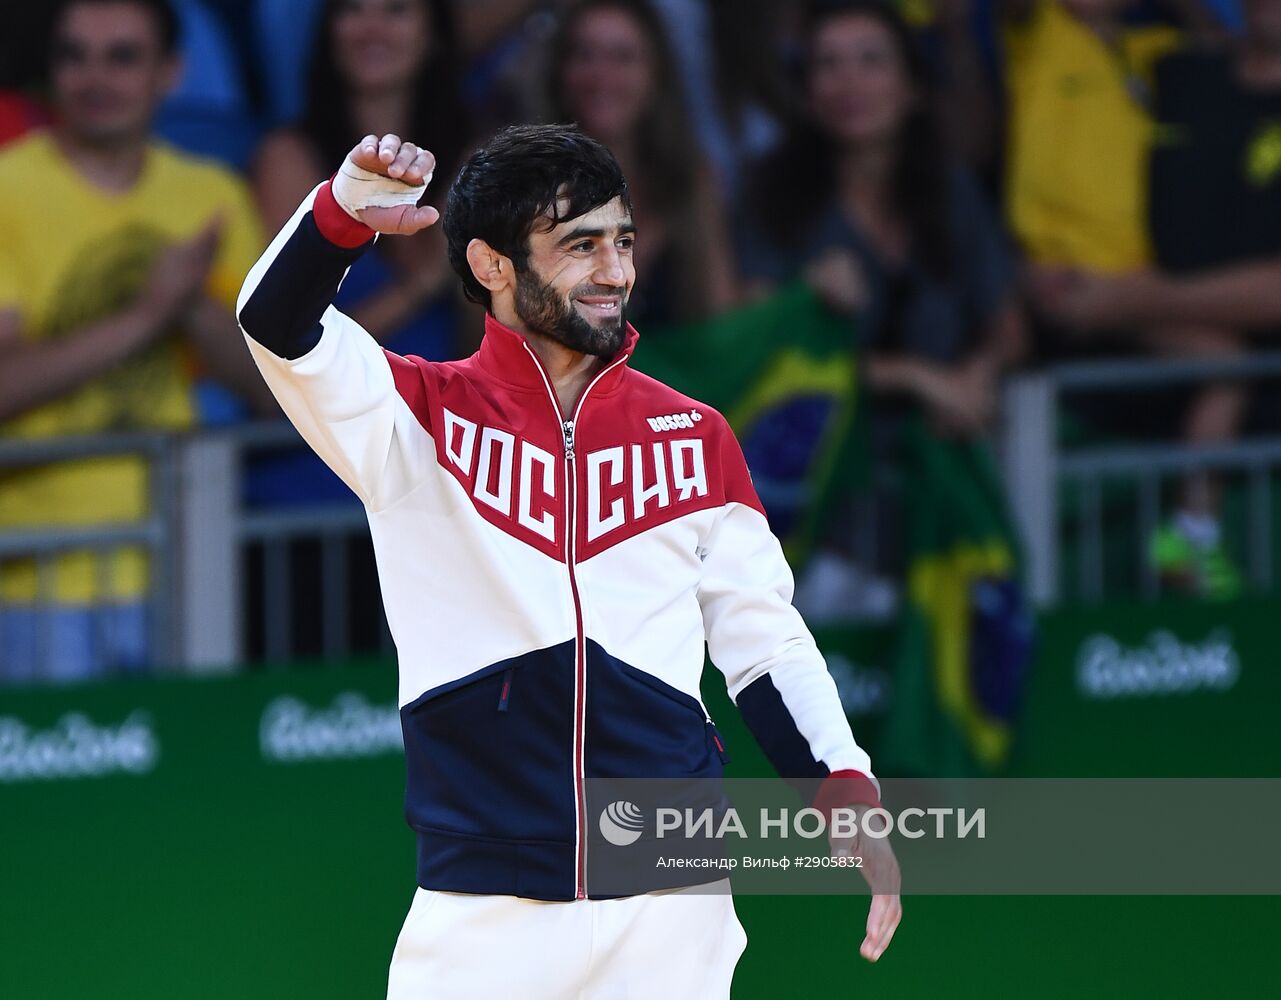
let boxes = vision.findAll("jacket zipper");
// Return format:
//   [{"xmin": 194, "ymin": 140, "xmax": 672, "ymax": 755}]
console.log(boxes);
[
  {"xmin": 562, "ymin": 416, "xmax": 588, "ymax": 900},
  {"xmin": 523, "ymin": 343, "xmax": 627, "ymax": 900}
]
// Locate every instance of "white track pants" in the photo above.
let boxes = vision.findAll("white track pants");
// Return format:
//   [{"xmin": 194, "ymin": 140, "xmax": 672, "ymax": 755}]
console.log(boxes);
[{"xmin": 386, "ymin": 879, "xmax": 747, "ymax": 999}]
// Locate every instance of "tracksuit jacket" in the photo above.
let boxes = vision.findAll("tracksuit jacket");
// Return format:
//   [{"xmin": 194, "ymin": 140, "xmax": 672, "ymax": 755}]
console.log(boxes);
[{"xmin": 236, "ymin": 181, "xmax": 880, "ymax": 901}]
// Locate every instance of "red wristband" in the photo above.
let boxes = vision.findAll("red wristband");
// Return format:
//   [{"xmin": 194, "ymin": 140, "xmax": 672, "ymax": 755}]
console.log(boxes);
[
  {"xmin": 313, "ymin": 178, "xmax": 376, "ymax": 249},
  {"xmin": 812, "ymin": 769, "xmax": 881, "ymax": 823}
]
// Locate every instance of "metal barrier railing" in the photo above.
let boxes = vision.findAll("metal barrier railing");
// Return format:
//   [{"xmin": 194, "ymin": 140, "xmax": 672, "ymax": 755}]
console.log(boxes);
[
  {"xmin": 178, "ymin": 422, "xmax": 387, "ymax": 671},
  {"xmin": 240, "ymin": 505, "xmax": 389, "ymax": 663},
  {"xmin": 0, "ymin": 421, "xmax": 389, "ymax": 681},
  {"xmin": 0, "ymin": 431, "xmax": 179, "ymax": 681},
  {"xmin": 1001, "ymin": 352, "xmax": 1281, "ymax": 606},
  {"xmin": 6, "ymin": 350, "xmax": 1281, "ymax": 681}
]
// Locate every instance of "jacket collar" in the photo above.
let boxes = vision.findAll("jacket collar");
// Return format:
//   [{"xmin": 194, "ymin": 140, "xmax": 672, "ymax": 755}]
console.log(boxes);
[{"xmin": 476, "ymin": 312, "xmax": 640, "ymax": 398}]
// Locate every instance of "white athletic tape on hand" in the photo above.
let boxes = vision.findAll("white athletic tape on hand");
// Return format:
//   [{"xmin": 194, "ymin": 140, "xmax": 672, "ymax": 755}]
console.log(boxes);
[{"xmin": 331, "ymin": 158, "xmax": 431, "ymax": 220}]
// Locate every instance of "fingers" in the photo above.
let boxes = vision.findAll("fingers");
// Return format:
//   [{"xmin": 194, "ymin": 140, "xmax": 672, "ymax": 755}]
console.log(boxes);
[
  {"xmin": 387, "ymin": 142, "xmax": 435, "ymax": 185},
  {"xmin": 387, "ymin": 140, "xmax": 419, "ymax": 179},
  {"xmin": 860, "ymin": 894, "xmax": 902, "ymax": 963},
  {"xmin": 405, "ymin": 148, "xmax": 435, "ymax": 185},
  {"xmin": 406, "ymin": 204, "xmax": 440, "ymax": 232},
  {"xmin": 871, "ymin": 893, "xmax": 900, "ymax": 943},
  {"xmin": 347, "ymin": 133, "xmax": 405, "ymax": 173},
  {"xmin": 387, "ymin": 204, "xmax": 439, "ymax": 234},
  {"xmin": 346, "ymin": 134, "xmax": 436, "ymax": 185},
  {"xmin": 349, "ymin": 134, "xmax": 381, "ymax": 172},
  {"xmin": 356, "ymin": 203, "xmax": 441, "ymax": 235},
  {"xmin": 378, "ymin": 133, "xmax": 402, "ymax": 165}
]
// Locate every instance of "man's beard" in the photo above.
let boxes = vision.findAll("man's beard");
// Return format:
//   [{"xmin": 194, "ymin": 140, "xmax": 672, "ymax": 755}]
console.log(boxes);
[{"xmin": 513, "ymin": 266, "xmax": 627, "ymax": 359}]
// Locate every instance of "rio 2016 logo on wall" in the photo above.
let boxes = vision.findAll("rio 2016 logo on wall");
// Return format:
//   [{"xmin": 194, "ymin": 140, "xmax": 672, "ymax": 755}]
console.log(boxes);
[
  {"xmin": 259, "ymin": 692, "xmax": 402, "ymax": 763},
  {"xmin": 0, "ymin": 711, "xmax": 159, "ymax": 782},
  {"xmin": 1076, "ymin": 629, "xmax": 1240, "ymax": 700}
]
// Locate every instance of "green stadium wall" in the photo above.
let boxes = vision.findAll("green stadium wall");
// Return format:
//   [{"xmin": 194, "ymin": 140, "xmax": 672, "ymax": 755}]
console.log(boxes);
[{"xmin": 1, "ymin": 598, "xmax": 1275, "ymax": 997}]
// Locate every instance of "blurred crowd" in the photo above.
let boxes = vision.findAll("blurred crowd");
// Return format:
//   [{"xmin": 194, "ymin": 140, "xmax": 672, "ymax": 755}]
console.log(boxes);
[{"xmin": 2, "ymin": 0, "xmax": 1280, "ymax": 682}]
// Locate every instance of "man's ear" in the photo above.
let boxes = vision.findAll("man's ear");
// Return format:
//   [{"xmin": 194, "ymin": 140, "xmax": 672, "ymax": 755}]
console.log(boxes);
[{"xmin": 465, "ymin": 239, "xmax": 513, "ymax": 296}]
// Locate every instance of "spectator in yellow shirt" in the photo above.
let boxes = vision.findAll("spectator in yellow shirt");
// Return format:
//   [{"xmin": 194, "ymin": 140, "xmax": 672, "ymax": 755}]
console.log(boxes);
[
  {"xmin": 1004, "ymin": 0, "xmax": 1182, "ymax": 273},
  {"xmin": 0, "ymin": 0, "xmax": 270, "ymax": 682},
  {"xmin": 1029, "ymin": 0, "xmax": 1281, "ymax": 599},
  {"xmin": 1004, "ymin": 0, "xmax": 1254, "ymax": 600}
]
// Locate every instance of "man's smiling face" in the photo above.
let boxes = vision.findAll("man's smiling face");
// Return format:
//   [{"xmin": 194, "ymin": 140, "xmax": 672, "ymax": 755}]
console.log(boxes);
[{"xmin": 513, "ymin": 195, "xmax": 636, "ymax": 358}]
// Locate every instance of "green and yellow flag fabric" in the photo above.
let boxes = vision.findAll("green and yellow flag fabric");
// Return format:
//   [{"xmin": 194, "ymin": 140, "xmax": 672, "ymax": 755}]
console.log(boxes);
[
  {"xmin": 634, "ymin": 285, "xmax": 1032, "ymax": 776},
  {"xmin": 879, "ymin": 417, "xmax": 1034, "ymax": 776}
]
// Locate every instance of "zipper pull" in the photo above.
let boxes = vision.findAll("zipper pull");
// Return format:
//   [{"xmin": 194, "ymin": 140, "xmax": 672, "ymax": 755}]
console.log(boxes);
[{"xmin": 562, "ymin": 420, "xmax": 576, "ymax": 460}]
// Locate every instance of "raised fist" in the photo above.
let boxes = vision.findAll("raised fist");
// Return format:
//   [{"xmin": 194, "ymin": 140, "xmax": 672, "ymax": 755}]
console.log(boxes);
[{"xmin": 335, "ymin": 133, "xmax": 440, "ymax": 236}]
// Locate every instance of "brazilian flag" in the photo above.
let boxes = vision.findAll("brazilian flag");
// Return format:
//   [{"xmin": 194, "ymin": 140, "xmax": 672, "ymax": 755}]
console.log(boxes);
[
  {"xmin": 633, "ymin": 285, "xmax": 1032, "ymax": 776},
  {"xmin": 879, "ymin": 417, "xmax": 1034, "ymax": 776}
]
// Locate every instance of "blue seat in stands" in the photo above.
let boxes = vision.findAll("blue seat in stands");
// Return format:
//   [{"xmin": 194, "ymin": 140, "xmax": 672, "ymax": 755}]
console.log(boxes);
[{"xmin": 154, "ymin": 0, "xmax": 263, "ymax": 170}]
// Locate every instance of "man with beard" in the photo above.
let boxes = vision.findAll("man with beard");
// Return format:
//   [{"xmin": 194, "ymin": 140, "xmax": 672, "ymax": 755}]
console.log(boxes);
[{"xmin": 236, "ymin": 124, "xmax": 900, "ymax": 999}]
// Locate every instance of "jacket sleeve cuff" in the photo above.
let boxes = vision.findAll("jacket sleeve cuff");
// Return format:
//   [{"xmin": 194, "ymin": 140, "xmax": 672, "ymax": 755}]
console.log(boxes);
[
  {"xmin": 313, "ymin": 178, "xmax": 377, "ymax": 249},
  {"xmin": 812, "ymin": 769, "xmax": 881, "ymax": 820}
]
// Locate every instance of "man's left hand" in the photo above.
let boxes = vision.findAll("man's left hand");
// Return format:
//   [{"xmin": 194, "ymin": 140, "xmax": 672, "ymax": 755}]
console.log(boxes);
[{"xmin": 830, "ymin": 805, "xmax": 902, "ymax": 962}]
